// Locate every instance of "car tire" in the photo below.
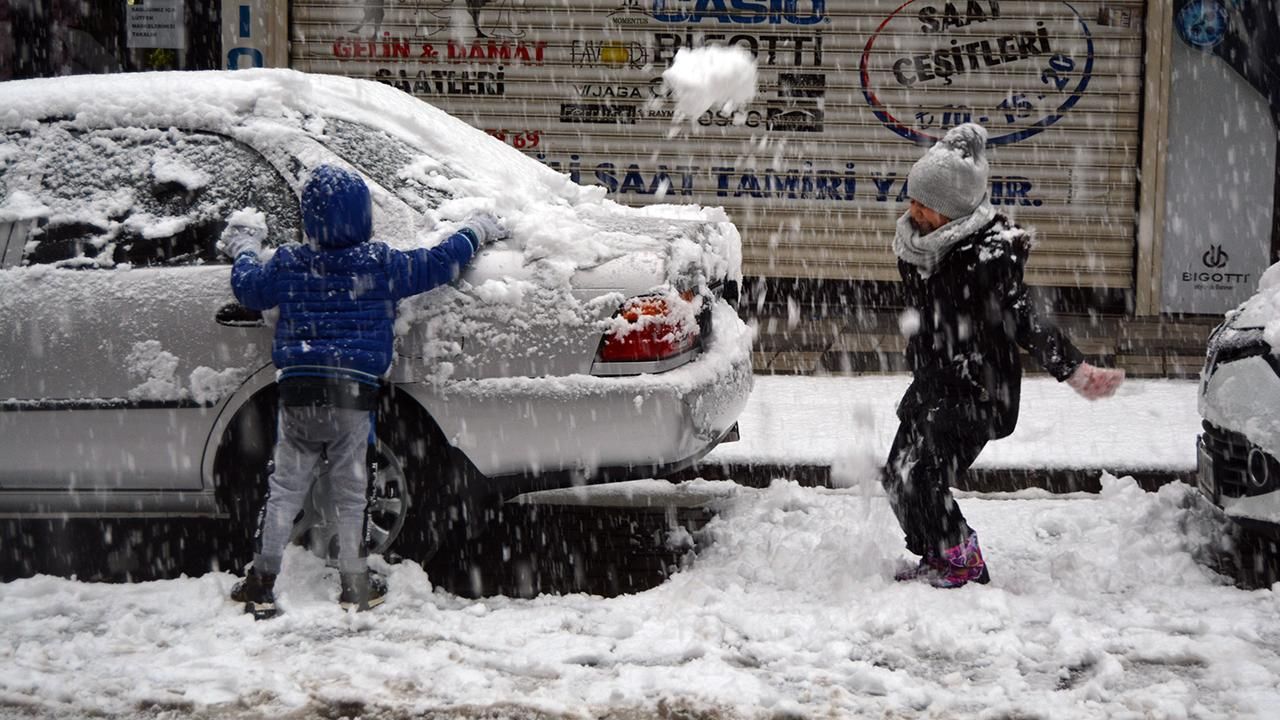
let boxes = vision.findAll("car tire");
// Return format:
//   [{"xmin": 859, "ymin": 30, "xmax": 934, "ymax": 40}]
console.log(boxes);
[
  {"xmin": 367, "ymin": 391, "xmax": 489, "ymax": 573},
  {"xmin": 292, "ymin": 436, "xmax": 412, "ymax": 565},
  {"xmin": 213, "ymin": 388, "xmax": 478, "ymax": 576}
]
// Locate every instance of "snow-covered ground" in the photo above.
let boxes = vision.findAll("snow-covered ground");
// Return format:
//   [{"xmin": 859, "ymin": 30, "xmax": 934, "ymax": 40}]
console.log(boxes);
[
  {"xmin": 3, "ymin": 482, "xmax": 1278, "ymax": 717},
  {"xmin": 5, "ymin": 375, "xmax": 1278, "ymax": 719},
  {"xmin": 707, "ymin": 375, "xmax": 1201, "ymax": 472}
]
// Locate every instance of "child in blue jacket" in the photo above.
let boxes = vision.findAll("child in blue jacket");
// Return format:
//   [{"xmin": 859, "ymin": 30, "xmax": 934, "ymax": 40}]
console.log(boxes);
[{"xmin": 221, "ymin": 164, "xmax": 504, "ymax": 616}]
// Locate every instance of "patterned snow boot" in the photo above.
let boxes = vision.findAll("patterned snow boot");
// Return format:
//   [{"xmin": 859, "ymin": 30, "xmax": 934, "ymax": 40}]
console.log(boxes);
[
  {"xmin": 930, "ymin": 531, "xmax": 991, "ymax": 589},
  {"xmin": 339, "ymin": 570, "xmax": 387, "ymax": 612},
  {"xmin": 230, "ymin": 568, "xmax": 278, "ymax": 620}
]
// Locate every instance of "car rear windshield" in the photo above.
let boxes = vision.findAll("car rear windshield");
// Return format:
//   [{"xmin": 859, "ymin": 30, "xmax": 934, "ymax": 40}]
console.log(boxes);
[{"xmin": 0, "ymin": 125, "xmax": 300, "ymax": 268}]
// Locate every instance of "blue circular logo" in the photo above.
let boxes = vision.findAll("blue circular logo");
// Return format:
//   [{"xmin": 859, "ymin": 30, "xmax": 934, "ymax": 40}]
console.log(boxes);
[{"xmin": 1176, "ymin": 1, "xmax": 1230, "ymax": 49}]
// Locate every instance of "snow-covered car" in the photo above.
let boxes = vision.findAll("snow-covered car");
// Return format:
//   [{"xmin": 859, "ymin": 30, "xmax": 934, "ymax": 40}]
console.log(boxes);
[
  {"xmin": 0, "ymin": 70, "xmax": 752, "ymax": 571},
  {"xmin": 1198, "ymin": 264, "xmax": 1280, "ymax": 538}
]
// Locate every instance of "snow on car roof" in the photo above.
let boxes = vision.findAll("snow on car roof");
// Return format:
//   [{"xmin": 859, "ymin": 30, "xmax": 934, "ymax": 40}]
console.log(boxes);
[{"xmin": 0, "ymin": 68, "xmax": 563, "ymax": 195}]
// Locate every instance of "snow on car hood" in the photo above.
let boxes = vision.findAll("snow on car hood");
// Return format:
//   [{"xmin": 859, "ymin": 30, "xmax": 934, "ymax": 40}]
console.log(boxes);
[{"xmin": 1229, "ymin": 262, "xmax": 1280, "ymax": 339}]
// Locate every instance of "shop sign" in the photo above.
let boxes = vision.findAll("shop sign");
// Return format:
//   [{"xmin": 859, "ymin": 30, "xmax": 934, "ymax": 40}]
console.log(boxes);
[
  {"xmin": 859, "ymin": 0, "xmax": 1094, "ymax": 145},
  {"xmin": 650, "ymin": 0, "xmax": 828, "ymax": 25},
  {"xmin": 653, "ymin": 32, "xmax": 823, "ymax": 67},
  {"xmin": 127, "ymin": 0, "xmax": 185, "ymax": 49},
  {"xmin": 535, "ymin": 154, "xmax": 1044, "ymax": 205}
]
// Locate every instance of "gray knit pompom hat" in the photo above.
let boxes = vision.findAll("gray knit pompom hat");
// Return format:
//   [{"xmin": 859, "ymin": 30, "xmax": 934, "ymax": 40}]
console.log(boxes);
[{"xmin": 906, "ymin": 123, "xmax": 990, "ymax": 220}]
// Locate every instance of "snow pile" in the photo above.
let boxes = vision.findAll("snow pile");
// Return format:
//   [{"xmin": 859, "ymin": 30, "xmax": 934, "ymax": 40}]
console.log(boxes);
[
  {"xmin": 661, "ymin": 46, "xmax": 759, "ymax": 123},
  {"xmin": 393, "ymin": 210, "xmax": 743, "ymax": 382},
  {"xmin": 124, "ymin": 340, "xmax": 184, "ymax": 401},
  {"xmin": 2, "ymin": 477, "xmax": 1276, "ymax": 717},
  {"xmin": 189, "ymin": 365, "xmax": 248, "ymax": 405},
  {"xmin": 1222, "ymin": 261, "xmax": 1280, "ymax": 339},
  {"xmin": 224, "ymin": 206, "xmax": 266, "ymax": 232},
  {"xmin": 0, "ymin": 190, "xmax": 49, "ymax": 223},
  {"xmin": 151, "ymin": 154, "xmax": 210, "ymax": 192}
]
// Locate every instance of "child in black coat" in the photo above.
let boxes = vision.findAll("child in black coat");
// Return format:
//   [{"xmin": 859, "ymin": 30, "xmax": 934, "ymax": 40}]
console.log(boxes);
[{"xmin": 886, "ymin": 124, "xmax": 1124, "ymax": 588}]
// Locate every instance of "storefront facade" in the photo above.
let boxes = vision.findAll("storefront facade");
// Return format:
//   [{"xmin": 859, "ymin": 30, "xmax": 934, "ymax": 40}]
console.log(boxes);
[
  {"xmin": 4, "ymin": 1, "xmax": 1278, "ymax": 374},
  {"xmin": 290, "ymin": 1, "xmax": 1148, "ymax": 301}
]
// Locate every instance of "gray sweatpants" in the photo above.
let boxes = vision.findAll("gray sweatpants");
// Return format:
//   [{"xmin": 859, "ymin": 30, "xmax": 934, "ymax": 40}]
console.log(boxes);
[{"xmin": 253, "ymin": 405, "xmax": 372, "ymax": 576}]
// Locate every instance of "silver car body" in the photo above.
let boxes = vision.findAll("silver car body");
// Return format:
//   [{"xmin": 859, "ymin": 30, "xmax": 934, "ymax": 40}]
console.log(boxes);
[{"xmin": 0, "ymin": 70, "xmax": 753, "ymax": 519}]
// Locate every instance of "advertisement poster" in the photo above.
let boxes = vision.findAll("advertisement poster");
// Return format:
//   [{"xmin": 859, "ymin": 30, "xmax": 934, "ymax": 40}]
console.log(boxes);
[{"xmin": 1161, "ymin": 0, "xmax": 1279, "ymax": 314}]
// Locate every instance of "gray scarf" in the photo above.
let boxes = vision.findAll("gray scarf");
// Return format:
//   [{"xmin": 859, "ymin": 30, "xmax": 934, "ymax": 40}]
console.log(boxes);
[{"xmin": 892, "ymin": 202, "xmax": 997, "ymax": 274}]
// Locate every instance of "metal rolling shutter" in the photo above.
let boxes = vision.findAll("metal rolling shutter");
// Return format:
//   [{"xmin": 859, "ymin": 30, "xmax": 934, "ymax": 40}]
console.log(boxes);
[{"xmin": 290, "ymin": 0, "xmax": 1145, "ymax": 290}]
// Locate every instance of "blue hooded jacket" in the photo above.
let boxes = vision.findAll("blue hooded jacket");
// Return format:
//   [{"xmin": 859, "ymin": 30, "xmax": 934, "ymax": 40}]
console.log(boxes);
[{"xmin": 231, "ymin": 165, "xmax": 478, "ymax": 386}]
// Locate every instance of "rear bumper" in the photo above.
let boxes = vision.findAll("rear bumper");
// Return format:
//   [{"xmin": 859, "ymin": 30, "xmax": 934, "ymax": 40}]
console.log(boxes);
[
  {"xmin": 472, "ymin": 423, "xmax": 741, "ymax": 505},
  {"xmin": 399, "ymin": 300, "xmax": 754, "ymax": 480}
]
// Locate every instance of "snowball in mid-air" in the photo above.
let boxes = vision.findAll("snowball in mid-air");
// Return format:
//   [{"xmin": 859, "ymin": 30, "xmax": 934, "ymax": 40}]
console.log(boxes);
[{"xmin": 661, "ymin": 45, "xmax": 758, "ymax": 122}]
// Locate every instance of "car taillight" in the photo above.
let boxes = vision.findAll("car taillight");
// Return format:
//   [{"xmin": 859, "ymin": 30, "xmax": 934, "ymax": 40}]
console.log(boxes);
[{"xmin": 597, "ymin": 292, "xmax": 700, "ymax": 363}]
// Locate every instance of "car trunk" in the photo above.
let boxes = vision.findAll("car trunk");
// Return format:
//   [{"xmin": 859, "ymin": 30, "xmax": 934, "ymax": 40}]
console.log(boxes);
[{"xmin": 391, "ymin": 211, "xmax": 738, "ymax": 382}]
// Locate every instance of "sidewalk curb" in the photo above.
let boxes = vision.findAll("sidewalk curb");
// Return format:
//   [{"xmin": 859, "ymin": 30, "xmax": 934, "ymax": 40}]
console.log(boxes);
[{"xmin": 671, "ymin": 463, "xmax": 1197, "ymax": 494}]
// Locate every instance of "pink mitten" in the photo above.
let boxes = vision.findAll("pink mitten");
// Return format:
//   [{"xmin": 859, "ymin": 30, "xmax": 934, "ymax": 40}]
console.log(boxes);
[{"xmin": 1066, "ymin": 363, "xmax": 1125, "ymax": 401}]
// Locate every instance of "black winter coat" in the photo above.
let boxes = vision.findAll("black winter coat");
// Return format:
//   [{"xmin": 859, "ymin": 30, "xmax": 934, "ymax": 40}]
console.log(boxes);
[{"xmin": 896, "ymin": 213, "xmax": 1083, "ymax": 439}]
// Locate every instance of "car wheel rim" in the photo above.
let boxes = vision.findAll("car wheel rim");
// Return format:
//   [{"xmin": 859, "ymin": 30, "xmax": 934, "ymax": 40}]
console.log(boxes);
[{"xmin": 366, "ymin": 439, "xmax": 409, "ymax": 555}]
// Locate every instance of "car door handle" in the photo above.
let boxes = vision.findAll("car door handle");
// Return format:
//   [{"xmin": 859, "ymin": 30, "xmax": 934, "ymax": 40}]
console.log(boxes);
[{"xmin": 216, "ymin": 302, "xmax": 264, "ymax": 327}]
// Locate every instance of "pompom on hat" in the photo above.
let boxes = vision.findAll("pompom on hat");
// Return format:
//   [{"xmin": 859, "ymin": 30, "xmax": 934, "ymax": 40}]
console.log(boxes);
[{"xmin": 906, "ymin": 123, "xmax": 991, "ymax": 220}]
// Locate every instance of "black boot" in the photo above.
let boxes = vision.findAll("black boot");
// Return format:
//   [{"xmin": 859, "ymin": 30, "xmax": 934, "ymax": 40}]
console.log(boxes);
[
  {"xmin": 230, "ymin": 568, "xmax": 278, "ymax": 620},
  {"xmin": 338, "ymin": 570, "xmax": 387, "ymax": 612}
]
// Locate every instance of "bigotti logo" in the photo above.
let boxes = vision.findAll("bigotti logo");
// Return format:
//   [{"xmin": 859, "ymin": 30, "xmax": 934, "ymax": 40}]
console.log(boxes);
[
  {"xmin": 651, "ymin": 0, "xmax": 827, "ymax": 25},
  {"xmin": 1181, "ymin": 244, "xmax": 1250, "ymax": 288},
  {"xmin": 1203, "ymin": 244, "xmax": 1229, "ymax": 269},
  {"xmin": 859, "ymin": 0, "xmax": 1094, "ymax": 146}
]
